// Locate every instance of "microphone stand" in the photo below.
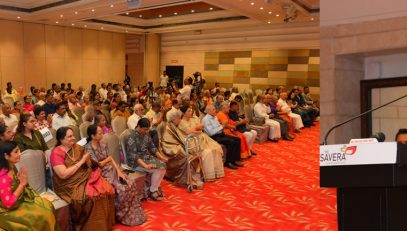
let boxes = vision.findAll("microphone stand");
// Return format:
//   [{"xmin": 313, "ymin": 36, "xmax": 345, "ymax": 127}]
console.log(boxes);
[{"xmin": 322, "ymin": 94, "xmax": 407, "ymax": 145}]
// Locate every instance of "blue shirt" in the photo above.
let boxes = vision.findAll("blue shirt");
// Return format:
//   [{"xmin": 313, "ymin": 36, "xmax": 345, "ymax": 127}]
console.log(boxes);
[{"xmin": 202, "ymin": 114, "xmax": 223, "ymax": 136}]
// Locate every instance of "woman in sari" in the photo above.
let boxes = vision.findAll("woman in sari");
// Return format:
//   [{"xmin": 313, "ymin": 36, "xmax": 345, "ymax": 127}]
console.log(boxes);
[
  {"xmin": 50, "ymin": 127, "xmax": 115, "ymax": 231},
  {"xmin": 0, "ymin": 141, "xmax": 58, "ymax": 230},
  {"xmin": 84, "ymin": 125, "xmax": 146, "ymax": 226},
  {"xmin": 216, "ymin": 102, "xmax": 251, "ymax": 158},
  {"xmin": 179, "ymin": 106, "xmax": 224, "ymax": 181},
  {"xmin": 161, "ymin": 109, "xmax": 204, "ymax": 189}
]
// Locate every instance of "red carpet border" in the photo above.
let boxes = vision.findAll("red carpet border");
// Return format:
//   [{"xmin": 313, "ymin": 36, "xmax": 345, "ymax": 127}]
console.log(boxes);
[{"xmin": 114, "ymin": 123, "xmax": 337, "ymax": 231}]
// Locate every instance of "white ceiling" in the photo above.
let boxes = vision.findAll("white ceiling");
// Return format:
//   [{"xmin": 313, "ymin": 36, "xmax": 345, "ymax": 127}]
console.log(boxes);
[{"xmin": 0, "ymin": 0, "xmax": 319, "ymax": 34}]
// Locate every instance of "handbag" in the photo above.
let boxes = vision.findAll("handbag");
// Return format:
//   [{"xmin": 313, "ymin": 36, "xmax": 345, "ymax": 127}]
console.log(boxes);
[{"xmin": 251, "ymin": 116, "xmax": 265, "ymax": 125}]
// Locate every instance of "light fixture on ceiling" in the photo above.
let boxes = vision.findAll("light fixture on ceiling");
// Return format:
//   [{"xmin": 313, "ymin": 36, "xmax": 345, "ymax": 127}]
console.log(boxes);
[
  {"xmin": 101, "ymin": 27, "xmax": 104, "ymax": 30},
  {"xmin": 260, "ymin": 7, "xmax": 264, "ymax": 10},
  {"xmin": 110, "ymin": 4, "xmax": 114, "ymax": 7},
  {"xmin": 126, "ymin": 12, "xmax": 129, "ymax": 15},
  {"xmin": 250, "ymin": 2, "xmax": 254, "ymax": 5},
  {"xmin": 283, "ymin": 4, "xmax": 298, "ymax": 23},
  {"xmin": 174, "ymin": 12, "xmax": 178, "ymax": 15},
  {"xmin": 268, "ymin": 11, "xmax": 272, "ymax": 14},
  {"xmin": 60, "ymin": 14, "xmax": 63, "ymax": 17},
  {"xmin": 91, "ymin": 9, "xmax": 95, "ymax": 12},
  {"xmin": 84, "ymin": 25, "xmax": 87, "ymax": 28},
  {"xmin": 139, "ymin": 14, "xmax": 142, "ymax": 18},
  {"xmin": 74, "ymin": 11, "xmax": 78, "ymax": 14},
  {"xmin": 311, "ymin": 17, "xmax": 314, "ymax": 21},
  {"xmin": 191, "ymin": 10, "xmax": 195, "ymax": 13},
  {"xmin": 55, "ymin": 21, "xmax": 59, "ymax": 24},
  {"xmin": 209, "ymin": 7, "xmax": 213, "ymax": 10},
  {"xmin": 276, "ymin": 14, "xmax": 279, "ymax": 17},
  {"xmin": 267, "ymin": 21, "xmax": 271, "ymax": 24},
  {"xmin": 71, "ymin": 23, "xmax": 75, "ymax": 26},
  {"xmin": 158, "ymin": 14, "xmax": 162, "ymax": 17},
  {"xmin": 125, "ymin": 30, "xmax": 128, "ymax": 33},
  {"xmin": 17, "ymin": 16, "xmax": 21, "ymax": 19}
]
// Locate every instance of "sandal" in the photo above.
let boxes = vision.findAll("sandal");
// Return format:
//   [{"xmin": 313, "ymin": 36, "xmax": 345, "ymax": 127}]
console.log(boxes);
[{"xmin": 148, "ymin": 190, "xmax": 163, "ymax": 201}]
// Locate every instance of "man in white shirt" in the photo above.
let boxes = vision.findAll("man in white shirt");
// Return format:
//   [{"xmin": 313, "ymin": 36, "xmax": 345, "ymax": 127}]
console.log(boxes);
[
  {"xmin": 99, "ymin": 83, "xmax": 108, "ymax": 100},
  {"xmin": 160, "ymin": 71, "xmax": 169, "ymax": 87},
  {"xmin": 0, "ymin": 103, "xmax": 18, "ymax": 130},
  {"xmin": 166, "ymin": 99, "xmax": 182, "ymax": 121},
  {"xmin": 127, "ymin": 104, "xmax": 145, "ymax": 130},
  {"xmin": 179, "ymin": 78, "xmax": 192, "ymax": 99},
  {"xmin": 145, "ymin": 101, "xmax": 163, "ymax": 131},
  {"xmin": 52, "ymin": 102, "xmax": 74, "ymax": 130},
  {"xmin": 35, "ymin": 92, "xmax": 46, "ymax": 106},
  {"xmin": 277, "ymin": 92, "xmax": 304, "ymax": 130},
  {"xmin": 253, "ymin": 94, "xmax": 281, "ymax": 142}
]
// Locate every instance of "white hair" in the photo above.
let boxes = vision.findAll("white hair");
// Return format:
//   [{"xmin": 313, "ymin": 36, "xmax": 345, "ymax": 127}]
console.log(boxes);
[{"xmin": 167, "ymin": 109, "xmax": 182, "ymax": 123}]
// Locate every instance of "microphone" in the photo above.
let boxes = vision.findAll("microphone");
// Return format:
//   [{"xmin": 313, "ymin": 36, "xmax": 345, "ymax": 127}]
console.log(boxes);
[
  {"xmin": 322, "ymin": 94, "xmax": 407, "ymax": 145},
  {"xmin": 371, "ymin": 132, "xmax": 386, "ymax": 142}
]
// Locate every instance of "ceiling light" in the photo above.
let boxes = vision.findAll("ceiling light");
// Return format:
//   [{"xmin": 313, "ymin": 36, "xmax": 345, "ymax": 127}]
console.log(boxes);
[
  {"xmin": 276, "ymin": 14, "xmax": 280, "ymax": 17},
  {"xmin": 125, "ymin": 30, "xmax": 128, "ymax": 33},
  {"xmin": 267, "ymin": 21, "xmax": 271, "ymax": 24},
  {"xmin": 60, "ymin": 14, "xmax": 63, "ymax": 18},
  {"xmin": 17, "ymin": 16, "xmax": 21, "ymax": 19},
  {"xmin": 126, "ymin": 12, "xmax": 129, "ymax": 15},
  {"xmin": 101, "ymin": 27, "xmax": 104, "ymax": 30},
  {"xmin": 311, "ymin": 17, "xmax": 314, "ymax": 21},
  {"xmin": 268, "ymin": 11, "xmax": 272, "ymax": 14},
  {"xmin": 110, "ymin": 4, "xmax": 114, "ymax": 7},
  {"xmin": 71, "ymin": 23, "xmax": 75, "ymax": 26},
  {"xmin": 250, "ymin": 2, "xmax": 254, "ymax": 5},
  {"xmin": 91, "ymin": 9, "xmax": 95, "ymax": 12},
  {"xmin": 191, "ymin": 10, "xmax": 195, "ymax": 13},
  {"xmin": 260, "ymin": 7, "xmax": 264, "ymax": 10},
  {"xmin": 139, "ymin": 15, "xmax": 142, "ymax": 18},
  {"xmin": 209, "ymin": 7, "xmax": 213, "ymax": 10},
  {"xmin": 84, "ymin": 25, "xmax": 87, "ymax": 28},
  {"xmin": 158, "ymin": 14, "xmax": 162, "ymax": 17},
  {"xmin": 174, "ymin": 12, "xmax": 178, "ymax": 15},
  {"xmin": 55, "ymin": 21, "xmax": 59, "ymax": 24}
]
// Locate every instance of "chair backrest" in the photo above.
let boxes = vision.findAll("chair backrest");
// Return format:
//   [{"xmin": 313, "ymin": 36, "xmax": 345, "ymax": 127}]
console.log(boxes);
[
  {"xmin": 244, "ymin": 105, "xmax": 254, "ymax": 122},
  {"xmin": 79, "ymin": 121, "xmax": 91, "ymax": 139},
  {"xmin": 46, "ymin": 128, "xmax": 57, "ymax": 149},
  {"xmin": 119, "ymin": 129, "xmax": 132, "ymax": 164},
  {"xmin": 72, "ymin": 107, "xmax": 85, "ymax": 125},
  {"xmin": 68, "ymin": 125, "xmax": 81, "ymax": 142},
  {"xmin": 18, "ymin": 149, "xmax": 46, "ymax": 193},
  {"xmin": 102, "ymin": 133, "xmax": 120, "ymax": 165},
  {"xmin": 111, "ymin": 116, "xmax": 126, "ymax": 136}
]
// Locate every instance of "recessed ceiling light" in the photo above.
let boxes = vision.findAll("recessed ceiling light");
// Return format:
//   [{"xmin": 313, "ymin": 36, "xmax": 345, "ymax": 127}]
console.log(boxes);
[
  {"xmin": 276, "ymin": 14, "xmax": 280, "ymax": 17},
  {"xmin": 311, "ymin": 17, "xmax": 314, "ymax": 21},
  {"xmin": 126, "ymin": 12, "xmax": 129, "ymax": 15},
  {"xmin": 139, "ymin": 15, "xmax": 142, "ymax": 18},
  {"xmin": 17, "ymin": 16, "xmax": 21, "ymax": 19},
  {"xmin": 110, "ymin": 4, "xmax": 114, "ymax": 7},
  {"xmin": 101, "ymin": 27, "xmax": 104, "ymax": 30},
  {"xmin": 267, "ymin": 21, "xmax": 271, "ymax": 24},
  {"xmin": 174, "ymin": 12, "xmax": 178, "ymax": 15},
  {"xmin": 74, "ymin": 11, "xmax": 78, "ymax": 14},
  {"xmin": 158, "ymin": 14, "xmax": 162, "ymax": 17},
  {"xmin": 209, "ymin": 7, "xmax": 213, "ymax": 10},
  {"xmin": 91, "ymin": 9, "xmax": 95, "ymax": 12},
  {"xmin": 250, "ymin": 2, "xmax": 254, "ymax": 5},
  {"xmin": 84, "ymin": 25, "xmax": 87, "ymax": 28},
  {"xmin": 60, "ymin": 14, "xmax": 63, "ymax": 18},
  {"xmin": 260, "ymin": 7, "xmax": 264, "ymax": 10},
  {"xmin": 125, "ymin": 30, "xmax": 128, "ymax": 33},
  {"xmin": 268, "ymin": 11, "xmax": 272, "ymax": 14},
  {"xmin": 55, "ymin": 21, "xmax": 59, "ymax": 24},
  {"xmin": 191, "ymin": 10, "xmax": 195, "ymax": 13},
  {"xmin": 71, "ymin": 23, "xmax": 75, "ymax": 26}
]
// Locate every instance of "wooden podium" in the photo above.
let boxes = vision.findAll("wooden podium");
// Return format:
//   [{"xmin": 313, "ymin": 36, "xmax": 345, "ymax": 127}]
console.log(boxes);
[{"xmin": 320, "ymin": 142, "xmax": 407, "ymax": 231}]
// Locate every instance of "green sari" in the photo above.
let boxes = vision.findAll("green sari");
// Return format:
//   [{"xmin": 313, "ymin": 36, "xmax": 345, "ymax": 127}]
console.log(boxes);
[{"xmin": 0, "ymin": 167, "xmax": 58, "ymax": 231}]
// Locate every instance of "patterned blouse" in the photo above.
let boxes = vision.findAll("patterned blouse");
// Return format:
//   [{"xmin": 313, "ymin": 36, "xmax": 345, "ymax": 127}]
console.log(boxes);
[
  {"xmin": 0, "ymin": 169, "xmax": 16, "ymax": 208},
  {"xmin": 126, "ymin": 130, "xmax": 166, "ymax": 170}
]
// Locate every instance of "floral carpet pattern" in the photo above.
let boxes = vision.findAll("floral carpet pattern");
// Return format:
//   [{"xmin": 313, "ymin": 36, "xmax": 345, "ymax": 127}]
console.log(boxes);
[{"xmin": 114, "ymin": 123, "xmax": 337, "ymax": 231}]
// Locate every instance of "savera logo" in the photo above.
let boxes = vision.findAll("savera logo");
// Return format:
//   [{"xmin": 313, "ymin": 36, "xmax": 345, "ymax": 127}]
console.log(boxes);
[{"xmin": 341, "ymin": 145, "xmax": 357, "ymax": 155}]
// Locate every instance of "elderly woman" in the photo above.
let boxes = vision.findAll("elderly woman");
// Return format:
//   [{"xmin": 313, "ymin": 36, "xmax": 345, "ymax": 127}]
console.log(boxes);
[
  {"xmin": 84, "ymin": 125, "xmax": 146, "ymax": 226},
  {"xmin": 94, "ymin": 113, "xmax": 112, "ymax": 134},
  {"xmin": 33, "ymin": 106, "xmax": 52, "ymax": 130},
  {"xmin": 161, "ymin": 109, "xmax": 205, "ymax": 189},
  {"xmin": 50, "ymin": 127, "xmax": 115, "ymax": 231},
  {"xmin": 126, "ymin": 118, "xmax": 167, "ymax": 201},
  {"xmin": 179, "ymin": 106, "xmax": 224, "ymax": 181},
  {"xmin": 216, "ymin": 101, "xmax": 251, "ymax": 158},
  {"xmin": 0, "ymin": 141, "xmax": 58, "ymax": 230}
]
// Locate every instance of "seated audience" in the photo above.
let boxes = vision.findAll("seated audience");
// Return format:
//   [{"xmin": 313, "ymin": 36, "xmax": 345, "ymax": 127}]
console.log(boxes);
[
  {"xmin": 0, "ymin": 141, "xmax": 58, "ymax": 230},
  {"xmin": 264, "ymin": 95, "xmax": 294, "ymax": 141},
  {"xmin": 161, "ymin": 110, "xmax": 204, "ymax": 189},
  {"xmin": 253, "ymin": 95, "xmax": 282, "ymax": 142},
  {"xmin": 288, "ymin": 89, "xmax": 313, "ymax": 127},
  {"xmin": 228, "ymin": 101, "xmax": 259, "ymax": 152},
  {"xmin": 52, "ymin": 102, "xmax": 74, "ymax": 130},
  {"xmin": 95, "ymin": 113, "xmax": 112, "ymax": 134},
  {"xmin": 145, "ymin": 101, "xmax": 164, "ymax": 132},
  {"xmin": 179, "ymin": 106, "xmax": 225, "ymax": 181},
  {"xmin": 33, "ymin": 106, "xmax": 52, "ymax": 130},
  {"xmin": 36, "ymin": 92, "xmax": 46, "ymax": 106},
  {"xmin": 50, "ymin": 127, "xmax": 115, "ymax": 231},
  {"xmin": 201, "ymin": 104, "xmax": 242, "ymax": 170},
  {"xmin": 22, "ymin": 95, "xmax": 35, "ymax": 112},
  {"xmin": 165, "ymin": 99, "xmax": 181, "ymax": 121},
  {"xmin": 3, "ymin": 82, "xmax": 18, "ymax": 102},
  {"xmin": 42, "ymin": 93, "xmax": 57, "ymax": 116},
  {"xmin": 0, "ymin": 125, "xmax": 14, "ymax": 141},
  {"xmin": 85, "ymin": 125, "xmax": 146, "ymax": 226},
  {"xmin": 126, "ymin": 118, "xmax": 167, "ymax": 201},
  {"xmin": 277, "ymin": 92, "xmax": 304, "ymax": 131},
  {"xmin": 14, "ymin": 113, "xmax": 48, "ymax": 153},
  {"xmin": 217, "ymin": 102, "xmax": 251, "ymax": 158},
  {"xmin": 112, "ymin": 101, "xmax": 131, "ymax": 122},
  {"xmin": 127, "ymin": 104, "xmax": 145, "ymax": 130},
  {"xmin": 0, "ymin": 104, "xmax": 18, "ymax": 131}
]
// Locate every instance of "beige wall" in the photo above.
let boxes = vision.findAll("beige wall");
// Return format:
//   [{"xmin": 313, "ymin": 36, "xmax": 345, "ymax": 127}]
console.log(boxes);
[{"xmin": 0, "ymin": 20, "xmax": 126, "ymax": 92}]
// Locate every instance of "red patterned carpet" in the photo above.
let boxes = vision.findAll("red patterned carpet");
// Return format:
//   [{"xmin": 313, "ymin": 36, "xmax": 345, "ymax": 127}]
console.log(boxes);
[{"xmin": 114, "ymin": 123, "xmax": 337, "ymax": 231}]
